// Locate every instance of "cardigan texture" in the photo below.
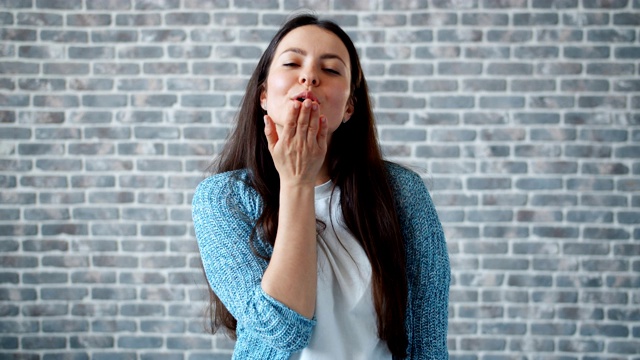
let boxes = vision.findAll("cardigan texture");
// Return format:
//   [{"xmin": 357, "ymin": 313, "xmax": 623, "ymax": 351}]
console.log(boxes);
[{"xmin": 192, "ymin": 162, "xmax": 450, "ymax": 359}]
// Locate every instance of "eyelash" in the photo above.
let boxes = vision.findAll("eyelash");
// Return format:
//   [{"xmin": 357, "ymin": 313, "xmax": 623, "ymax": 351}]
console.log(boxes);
[{"xmin": 283, "ymin": 63, "xmax": 341, "ymax": 75}]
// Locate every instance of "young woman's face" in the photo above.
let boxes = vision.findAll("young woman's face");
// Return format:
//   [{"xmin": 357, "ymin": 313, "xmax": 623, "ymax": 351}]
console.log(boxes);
[{"xmin": 260, "ymin": 25, "xmax": 354, "ymax": 136}]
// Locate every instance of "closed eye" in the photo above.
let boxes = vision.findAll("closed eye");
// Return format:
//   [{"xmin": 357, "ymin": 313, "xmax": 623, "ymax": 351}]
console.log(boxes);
[
  {"xmin": 324, "ymin": 68, "xmax": 341, "ymax": 75},
  {"xmin": 283, "ymin": 63, "xmax": 299, "ymax": 67}
]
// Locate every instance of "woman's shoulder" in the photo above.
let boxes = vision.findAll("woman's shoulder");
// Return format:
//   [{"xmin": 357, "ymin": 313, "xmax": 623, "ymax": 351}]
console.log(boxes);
[
  {"xmin": 195, "ymin": 169, "xmax": 250, "ymax": 196},
  {"xmin": 192, "ymin": 169, "xmax": 261, "ymax": 215},
  {"xmin": 384, "ymin": 161, "xmax": 426, "ymax": 192}
]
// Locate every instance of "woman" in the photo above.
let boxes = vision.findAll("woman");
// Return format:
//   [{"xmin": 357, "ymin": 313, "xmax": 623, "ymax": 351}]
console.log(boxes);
[{"xmin": 192, "ymin": 13, "xmax": 450, "ymax": 359}]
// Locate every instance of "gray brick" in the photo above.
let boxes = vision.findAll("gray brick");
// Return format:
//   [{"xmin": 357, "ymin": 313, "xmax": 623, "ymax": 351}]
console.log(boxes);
[
  {"xmin": 467, "ymin": 177, "xmax": 511, "ymax": 190},
  {"xmin": 584, "ymin": 228, "xmax": 630, "ymax": 240},
  {"xmin": 430, "ymin": 96, "xmax": 474, "ymax": 109},
  {"xmin": 608, "ymin": 341, "xmax": 640, "ymax": 355},
  {"xmin": 91, "ymin": 30, "xmax": 137, "ymax": 43},
  {"xmin": 116, "ymin": 14, "xmax": 161, "ymax": 26},
  {"xmin": 72, "ymin": 207, "xmax": 119, "ymax": 220},
  {"xmin": 122, "ymin": 239, "xmax": 166, "ymax": 252},
  {"xmin": 463, "ymin": 113, "xmax": 507, "ymax": 125},
  {"xmin": 431, "ymin": 129, "xmax": 475, "ymax": 142},
  {"xmin": 41, "ymin": 30, "xmax": 88, "ymax": 43},
  {"xmin": 567, "ymin": 210, "xmax": 613, "ymax": 223},
  {"xmin": 43, "ymin": 63, "xmax": 90, "ymax": 75},
  {"xmin": 578, "ymin": 95, "xmax": 626, "ymax": 109},
  {"xmin": 413, "ymin": 79, "xmax": 456, "ymax": 92},
  {"xmin": 71, "ymin": 270, "xmax": 117, "ymax": 284},
  {"xmin": 437, "ymin": 29, "xmax": 482, "ymax": 43},
  {"xmin": 211, "ymin": 12, "xmax": 257, "ymax": 26},
  {"xmin": 0, "ymin": 28, "xmax": 37, "ymax": 41},
  {"xmin": 131, "ymin": 94, "xmax": 177, "ymax": 107},
  {"xmin": 138, "ymin": 29, "xmax": 186, "ymax": 43},
  {"xmin": 94, "ymin": 63, "xmax": 139, "ymax": 75},
  {"xmin": 0, "ymin": 94, "xmax": 29, "ymax": 107},
  {"xmin": 82, "ymin": 94, "xmax": 127, "ymax": 107},
  {"xmin": 37, "ymin": 192, "xmax": 83, "ymax": 205},
  {"xmin": 90, "ymin": 287, "xmax": 137, "ymax": 301},
  {"xmin": 167, "ymin": 336, "xmax": 211, "ymax": 350},
  {"xmin": 461, "ymin": 338, "xmax": 505, "ymax": 351},
  {"xmin": 564, "ymin": 46, "xmax": 610, "ymax": 59},
  {"xmin": 614, "ymin": 79, "xmax": 640, "ymax": 92},
  {"xmin": 416, "ymin": 145, "xmax": 459, "ymax": 158},
  {"xmin": 168, "ymin": 45, "xmax": 211, "ymax": 59},
  {"xmin": 588, "ymin": 29, "xmax": 636, "ymax": 43},
  {"xmin": 165, "ymin": 12, "xmax": 210, "ymax": 26},
  {"xmin": 138, "ymin": 192, "xmax": 183, "ymax": 205},
  {"xmin": 87, "ymin": 191, "xmax": 135, "ymax": 204},
  {"xmin": 69, "ymin": 335, "xmax": 114, "ymax": 349},
  {"xmin": 67, "ymin": 14, "xmax": 112, "ymax": 26},
  {"xmin": 415, "ymin": 45, "xmax": 460, "ymax": 59},
  {"xmin": 189, "ymin": 29, "xmax": 234, "ymax": 45},
  {"xmin": 21, "ymin": 336, "xmax": 66, "ymax": 349},
  {"xmin": 24, "ymin": 207, "xmax": 71, "ymax": 221},
  {"xmin": 69, "ymin": 111, "xmax": 112, "ymax": 123},
  {"xmin": 140, "ymin": 224, "xmax": 186, "ymax": 237},
  {"xmin": 461, "ymin": 13, "xmax": 507, "ymax": 26},
  {"xmin": 0, "ymin": 11, "xmax": 14, "ymax": 25},
  {"xmin": 20, "ymin": 110, "xmax": 65, "ymax": 124},
  {"xmin": 487, "ymin": 29, "xmax": 532, "ymax": 42},
  {"xmin": 67, "ymin": 46, "xmax": 114, "ymax": 60},
  {"xmin": 20, "ymin": 176, "xmax": 69, "ymax": 190},
  {"xmin": 613, "ymin": 12, "xmax": 640, "ymax": 25},
  {"xmin": 84, "ymin": 160, "xmax": 133, "ymax": 173},
  {"xmin": 365, "ymin": 46, "xmax": 412, "ymax": 60},
  {"xmin": 514, "ymin": 13, "xmax": 559, "ymax": 26},
  {"xmin": 458, "ymin": 305, "xmax": 504, "ymax": 319},
  {"xmin": 463, "ymin": 79, "xmax": 505, "ymax": 92},
  {"xmin": 464, "ymin": 46, "xmax": 510, "ymax": 59},
  {"xmin": 19, "ymin": 45, "xmax": 65, "ymax": 59},
  {"xmin": 463, "ymin": 145, "xmax": 510, "ymax": 158},
  {"xmin": 438, "ymin": 62, "xmax": 482, "ymax": 75},
  {"xmin": 0, "ymin": 127, "xmax": 30, "ymax": 139},
  {"xmin": 562, "ymin": 12, "xmax": 607, "ymax": 26},
  {"xmin": 0, "ymin": 78, "xmax": 15, "ymax": 90}
]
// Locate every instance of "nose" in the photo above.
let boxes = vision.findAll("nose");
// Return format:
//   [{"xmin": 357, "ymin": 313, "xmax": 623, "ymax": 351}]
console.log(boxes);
[{"xmin": 299, "ymin": 68, "xmax": 319, "ymax": 86}]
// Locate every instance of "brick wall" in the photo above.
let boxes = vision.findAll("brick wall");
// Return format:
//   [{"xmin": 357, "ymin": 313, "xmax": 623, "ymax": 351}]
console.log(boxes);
[{"xmin": 1, "ymin": 0, "xmax": 639, "ymax": 358}]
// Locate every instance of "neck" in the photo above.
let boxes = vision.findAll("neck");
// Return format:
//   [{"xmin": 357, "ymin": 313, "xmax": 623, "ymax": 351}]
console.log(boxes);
[{"xmin": 315, "ymin": 158, "xmax": 330, "ymax": 186}]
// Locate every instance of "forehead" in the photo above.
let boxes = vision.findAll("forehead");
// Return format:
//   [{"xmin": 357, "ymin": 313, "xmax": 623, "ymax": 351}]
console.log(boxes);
[{"xmin": 275, "ymin": 25, "xmax": 350, "ymax": 63}]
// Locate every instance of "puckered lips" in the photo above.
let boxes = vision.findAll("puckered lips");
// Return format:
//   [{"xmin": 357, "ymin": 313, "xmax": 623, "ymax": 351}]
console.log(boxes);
[{"xmin": 292, "ymin": 91, "xmax": 320, "ymax": 104}]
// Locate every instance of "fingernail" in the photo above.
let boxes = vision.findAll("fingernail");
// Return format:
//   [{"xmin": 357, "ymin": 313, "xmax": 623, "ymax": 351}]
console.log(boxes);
[
  {"xmin": 294, "ymin": 101, "xmax": 300, "ymax": 109},
  {"xmin": 312, "ymin": 103, "xmax": 318, "ymax": 111},
  {"xmin": 304, "ymin": 100, "xmax": 311, "ymax": 108}
]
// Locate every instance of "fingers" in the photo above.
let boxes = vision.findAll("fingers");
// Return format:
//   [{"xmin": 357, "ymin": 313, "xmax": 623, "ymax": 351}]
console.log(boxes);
[
  {"xmin": 263, "ymin": 115, "xmax": 278, "ymax": 152},
  {"xmin": 316, "ymin": 115, "xmax": 328, "ymax": 149},
  {"xmin": 267, "ymin": 99, "xmax": 324, "ymax": 149},
  {"xmin": 280, "ymin": 101, "xmax": 301, "ymax": 140},
  {"xmin": 296, "ymin": 99, "xmax": 317, "ymax": 136}
]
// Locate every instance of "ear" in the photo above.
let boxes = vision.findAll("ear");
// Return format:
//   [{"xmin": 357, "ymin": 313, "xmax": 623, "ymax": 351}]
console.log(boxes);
[
  {"xmin": 259, "ymin": 87, "xmax": 267, "ymax": 110},
  {"xmin": 343, "ymin": 97, "xmax": 355, "ymax": 122}
]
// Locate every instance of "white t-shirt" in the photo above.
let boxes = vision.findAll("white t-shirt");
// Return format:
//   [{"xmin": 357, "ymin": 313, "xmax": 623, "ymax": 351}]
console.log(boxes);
[{"xmin": 289, "ymin": 180, "xmax": 392, "ymax": 360}]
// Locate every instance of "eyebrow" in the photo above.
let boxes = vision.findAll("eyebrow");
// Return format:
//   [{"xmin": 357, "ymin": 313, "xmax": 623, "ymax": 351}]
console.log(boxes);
[{"xmin": 279, "ymin": 47, "xmax": 348, "ymax": 67}]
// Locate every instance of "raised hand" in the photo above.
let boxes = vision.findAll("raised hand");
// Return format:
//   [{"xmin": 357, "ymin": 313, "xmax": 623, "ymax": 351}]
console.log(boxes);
[{"xmin": 263, "ymin": 99, "xmax": 328, "ymax": 187}]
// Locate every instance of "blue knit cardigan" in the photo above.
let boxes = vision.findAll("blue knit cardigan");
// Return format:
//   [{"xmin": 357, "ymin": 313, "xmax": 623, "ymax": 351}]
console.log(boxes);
[{"xmin": 192, "ymin": 162, "xmax": 450, "ymax": 359}]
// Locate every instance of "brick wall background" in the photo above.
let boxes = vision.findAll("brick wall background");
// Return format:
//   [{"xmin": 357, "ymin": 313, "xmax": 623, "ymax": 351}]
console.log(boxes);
[{"xmin": 1, "ymin": 0, "xmax": 639, "ymax": 358}]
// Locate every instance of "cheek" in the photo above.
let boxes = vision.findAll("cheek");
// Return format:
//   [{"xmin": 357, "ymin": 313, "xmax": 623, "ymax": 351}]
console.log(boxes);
[{"xmin": 265, "ymin": 73, "xmax": 290, "ymax": 101}]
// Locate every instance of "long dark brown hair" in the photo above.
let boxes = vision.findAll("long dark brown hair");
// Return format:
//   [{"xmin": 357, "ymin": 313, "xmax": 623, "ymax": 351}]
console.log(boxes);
[{"xmin": 207, "ymin": 13, "xmax": 409, "ymax": 357}]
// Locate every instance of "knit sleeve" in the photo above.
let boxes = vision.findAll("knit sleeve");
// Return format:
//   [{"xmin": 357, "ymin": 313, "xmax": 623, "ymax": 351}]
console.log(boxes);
[
  {"xmin": 387, "ymin": 164, "xmax": 450, "ymax": 359},
  {"xmin": 192, "ymin": 172, "xmax": 316, "ymax": 353}
]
